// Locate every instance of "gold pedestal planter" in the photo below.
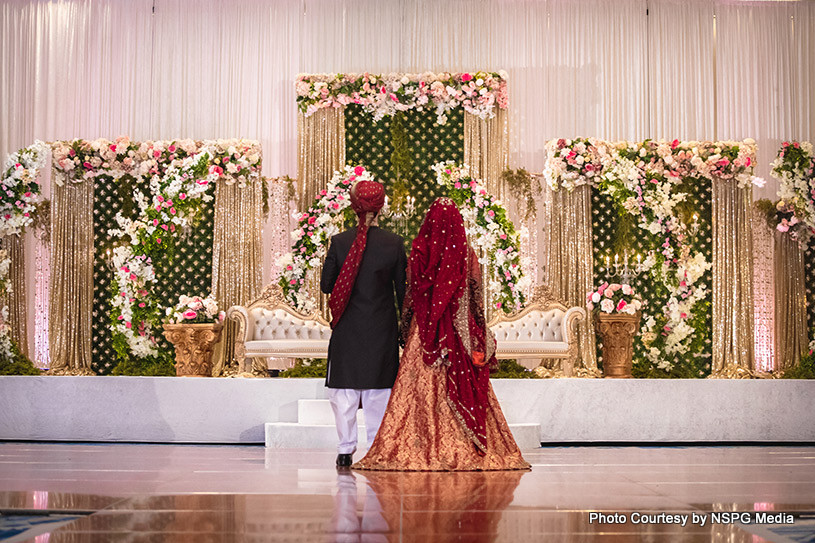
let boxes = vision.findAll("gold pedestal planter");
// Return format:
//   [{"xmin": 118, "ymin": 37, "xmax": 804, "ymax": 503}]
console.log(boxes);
[
  {"xmin": 162, "ymin": 323, "xmax": 224, "ymax": 377},
  {"xmin": 594, "ymin": 312, "xmax": 641, "ymax": 379}
]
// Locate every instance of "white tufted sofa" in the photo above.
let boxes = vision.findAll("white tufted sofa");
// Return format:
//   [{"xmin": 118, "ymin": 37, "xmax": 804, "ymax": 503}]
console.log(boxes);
[
  {"xmin": 488, "ymin": 285, "xmax": 586, "ymax": 376},
  {"xmin": 229, "ymin": 283, "xmax": 585, "ymax": 376},
  {"xmin": 227, "ymin": 284, "xmax": 331, "ymax": 373}
]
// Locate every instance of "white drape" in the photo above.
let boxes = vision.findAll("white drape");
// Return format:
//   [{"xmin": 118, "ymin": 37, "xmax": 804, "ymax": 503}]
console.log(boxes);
[{"xmin": 2, "ymin": 0, "xmax": 814, "ymax": 359}]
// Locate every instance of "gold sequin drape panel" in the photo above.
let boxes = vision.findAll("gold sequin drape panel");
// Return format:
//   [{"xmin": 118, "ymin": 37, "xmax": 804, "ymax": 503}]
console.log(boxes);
[
  {"xmin": 0, "ymin": 235, "xmax": 28, "ymax": 355},
  {"xmin": 463, "ymin": 110, "xmax": 509, "ymax": 199},
  {"xmin": 49, "ymin": 180, "xmax": 94, "ymax": 370},
  {"xmin": 546, "ymin": 185, "xmax": 597, "ymax": 369},
  {"xmin": 711, "ymin": 179, "xmax": 754, "ymax": 373},
  {"xmin": 211, "ymin": 181, "xmax": 264, "ymax": 375},
  {"xmin": 297, "ymin": 109, "xmax": 345, "ymax": 209},
  {"xmin": 774, "ymin": 231, "xmax": 808, "ymax": 371}
]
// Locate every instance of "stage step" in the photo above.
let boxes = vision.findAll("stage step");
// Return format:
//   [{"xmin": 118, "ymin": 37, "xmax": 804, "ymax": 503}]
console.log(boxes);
[
  {"xmin": 267, "ymin": 398, "xmax": 541, "ymax": 449},
  {"xmin": 265, "ymin": 421, "xmax": 541, "ymax": 449}
]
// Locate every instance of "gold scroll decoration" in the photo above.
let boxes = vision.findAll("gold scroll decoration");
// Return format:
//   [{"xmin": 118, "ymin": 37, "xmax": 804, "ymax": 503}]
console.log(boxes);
[
  {"xmin": 0, "ymin": 235, "xmax": 28, "ymax": 355},
  {"xmin": 463, "ymin": 109, "xmax": 509, "ymax": 200},
  {"xmin": 546, "ymin": 184, "xmax": 597, "ymax": 370},
  {"xmin": 710, "ymin": 178, "xmax": 755, "ymax": 376},
  {"xmin": 774, "ymin": 231, "xmax": 808, "ymax": 371},
  {"xmin": 211, "ymin": 180, "xmax": 264, "ymax": 376},
  {"xmin": 49, "ymin": 178, "xmax": 94, "ymax": 372},
  {"xmin": 297, "ymin": 108, "xmax": 345, "ymax": 209}
]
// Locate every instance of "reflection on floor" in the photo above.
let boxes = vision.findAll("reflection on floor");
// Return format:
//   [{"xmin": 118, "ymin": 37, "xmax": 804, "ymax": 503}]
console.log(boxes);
[{"xmin": 0, "ymin": 442, "xmax": 813, "ymax": 541}]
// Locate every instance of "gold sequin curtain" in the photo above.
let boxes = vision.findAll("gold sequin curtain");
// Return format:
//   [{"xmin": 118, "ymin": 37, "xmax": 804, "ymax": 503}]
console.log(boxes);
[
  {"xmin": 211, "ymin": 180, "xmax": 264, "ymax": 375},
  {"xmin": 49, "ymin": 179, "xmax": 94, "ymax": 371},
  {"xmin": 297, "ymin": 109, "xmax": 345, "ymax": 209},
  {"xmin": 546, "ymin": 185, "xmax": 597, "ymax": 370},
  {"xmin": 711, "ymin": 179, "xmax": 754, "ymax": 375},
  {"xmin": 0, "ymin": 235, "xmax": 28, "ymax": 355},
  {"xmin": 774, "ymin": 232, "xmax": 808, "ymax": 371},
  {"xmin": 463, "ymin": 109, "xmax": 509, "ymax": 199}
]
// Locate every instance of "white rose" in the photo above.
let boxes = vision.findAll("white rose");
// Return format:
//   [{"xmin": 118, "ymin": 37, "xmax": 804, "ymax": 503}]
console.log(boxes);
[
  {"xmin": 591, "ymin": 292, "xmax": 601, "ymax": 303},
  {"xmin": 600, "ymin": 299, "xmax": 614, "ymax": 313}
]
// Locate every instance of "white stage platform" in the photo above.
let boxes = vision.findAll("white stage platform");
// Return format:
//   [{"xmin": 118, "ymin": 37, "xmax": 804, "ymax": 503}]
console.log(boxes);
[{"xmin": 1, "ymin": 376, "xmax": 813, "ymax": 445}]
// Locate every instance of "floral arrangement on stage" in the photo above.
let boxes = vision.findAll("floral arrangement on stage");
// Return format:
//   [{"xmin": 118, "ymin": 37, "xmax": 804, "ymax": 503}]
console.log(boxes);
[
  {"xmin": 108, "ymin": 150, "xmax": 216, "ymax": 361},
  {"xmin": 770, "ymin": 141, "xmax": 815, "ymax": 247},
  {"xmin": 165, "ymin": 294, "xmax": 225, "ymax": 325},
  {"xmin": 296, "ymin": 71, "xmax": 508, "ymax": 125},
  {"xmin": 51, "ymin": 138, "xmax": 261, "ymax": 187},
  {"xmin": 545, "ymin": 138, "xmax": 759, "ymax": 374},
  {"xmin": 0, "ymin": 140, "xmax": 49, "ymax": 237},
  {"xmin": 277, "ymin": 165, "xmax": 375, "ymax": 312},
  {"xmin": 543, "ymin": 138, "xmax": 609, "ymax": 192},
  {"xmin": 432, "ymin": 161, "xmax": 529, "ymax": 312},
  {"xmin": 586, "ymin": 283, "xmax": 642, "ymax": 315}
]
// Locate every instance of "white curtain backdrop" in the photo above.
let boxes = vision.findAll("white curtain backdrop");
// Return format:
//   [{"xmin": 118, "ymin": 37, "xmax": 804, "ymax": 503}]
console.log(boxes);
[{"xmin": 2, "ymin": 0, "xmax": 814, "ymax": 359}]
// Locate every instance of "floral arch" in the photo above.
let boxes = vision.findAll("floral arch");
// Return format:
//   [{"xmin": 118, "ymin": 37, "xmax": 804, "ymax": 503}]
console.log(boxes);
[{"xmin": 277, "ymin": 163, "xmax": 529, "ymax": 315}]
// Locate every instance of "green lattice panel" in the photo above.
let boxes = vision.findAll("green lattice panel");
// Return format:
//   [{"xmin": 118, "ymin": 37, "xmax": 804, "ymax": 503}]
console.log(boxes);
[
  {"xmin": 806, "ymin": 239, "xmax": 815, "ymax": 336},
  {"xmin": 591, "ymin": 177, "xmax": 712, "ymax": 376},
  {"xmin": 92, "ymin": 176, "xmax": 139, "ymax": 374},
  {"xmin": 152, "ymin": 186, "xmax": 215, "ymax": 355},
  {"xmin": 344, "ymin": 104, "xmax": 464, "ymax": 246},
  {"xmin": 92, "ymin": 178, "xmax": 215, "ymax": 374}
]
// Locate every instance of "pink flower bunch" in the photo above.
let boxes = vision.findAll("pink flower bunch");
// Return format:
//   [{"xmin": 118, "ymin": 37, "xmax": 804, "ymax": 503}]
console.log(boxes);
[
  {"xmin": 165, "ymin": 294, "xmax": 224, "ymax": 325},
  {"xmin": 586, "ymin": 282, "xmax": 643, "ymax": 315}
]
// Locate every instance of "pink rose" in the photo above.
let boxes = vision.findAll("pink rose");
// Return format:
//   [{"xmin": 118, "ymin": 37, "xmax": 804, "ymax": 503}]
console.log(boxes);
[
  {"xmin": 179, "ymin": 193, "xmax": 186, "ymax": 200},
  {"xmin": 461, "ymin": 73, "xmax": 472, "ymax": 82},
  {"xmin": 182, "ymin": 310, "xmax": 197, "ymax": 320},
  {"xmin": 354, "ymin": 166, "xmax": 365, "ymax": 175},
  {"xmin": 616, "ymin": 300, "xmax": 627, "ymax": 312}
]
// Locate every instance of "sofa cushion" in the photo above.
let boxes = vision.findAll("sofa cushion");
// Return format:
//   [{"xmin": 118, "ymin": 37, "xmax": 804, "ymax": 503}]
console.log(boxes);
[
  {"xmin": 490, "ymin": 309, "xmax": 565, "ymax": 342},
  {"xmin": 249, "ymin": 308, "xmax": 331, "ymax": 340}
]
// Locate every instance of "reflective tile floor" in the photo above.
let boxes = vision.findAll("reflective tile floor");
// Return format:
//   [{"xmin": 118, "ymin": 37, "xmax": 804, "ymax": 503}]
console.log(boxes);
[{"xmin": 0, "ymin": 442, "xmax": 814, "ymax": 542}]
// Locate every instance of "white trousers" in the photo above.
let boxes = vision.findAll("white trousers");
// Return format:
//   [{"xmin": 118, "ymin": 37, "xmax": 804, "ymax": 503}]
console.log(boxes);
[{"xmin": 327, "ymin": 388, "xmax": 392, "ymax": 454}]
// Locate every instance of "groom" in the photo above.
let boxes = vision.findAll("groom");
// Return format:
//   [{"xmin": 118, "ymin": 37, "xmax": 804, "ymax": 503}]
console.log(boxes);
[{"xmin": 320, "ymin": 179, "xmax": 406, "ymax": 468}]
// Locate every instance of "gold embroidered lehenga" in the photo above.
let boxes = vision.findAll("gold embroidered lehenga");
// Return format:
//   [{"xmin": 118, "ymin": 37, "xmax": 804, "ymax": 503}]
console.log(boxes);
[{"xmin": 353, "ymin": 198, "xmax": 530, "ymax": 472}]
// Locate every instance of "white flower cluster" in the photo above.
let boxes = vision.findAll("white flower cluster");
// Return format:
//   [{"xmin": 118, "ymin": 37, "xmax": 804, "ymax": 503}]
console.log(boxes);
[
  {"xmin": 278, "ymin": 165, "xmax": 375, "ymax": 312},
  {"xmin": 771, "ymin": 141, "xmax": 815, "ymax": 247},
  {"xmin": 543, "ymin": 138, "xmax": 609, "ymax": 192},
  {"xmin": 0, "ymin": 249, "xmax": 12, "ymax": 361},
  {"xmin": 110, "ymin": 245, "xmax": 159, "ymax": 358},
  {"xmin": 433, "ymin": 161, "xmax": 529, "ymax": 312},
  {"xmin": 0, "ymin": 140, "xmax": 49, "ymax": 237},
  {"xmin": 165, "ymin": 294, "xmax": 224, "ymax": 324}
]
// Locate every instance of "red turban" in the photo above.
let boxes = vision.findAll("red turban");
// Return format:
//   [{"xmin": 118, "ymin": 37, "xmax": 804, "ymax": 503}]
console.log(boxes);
[{"xmin": 328, "ymin": 180, "xmax": 385, "ymax": 328}]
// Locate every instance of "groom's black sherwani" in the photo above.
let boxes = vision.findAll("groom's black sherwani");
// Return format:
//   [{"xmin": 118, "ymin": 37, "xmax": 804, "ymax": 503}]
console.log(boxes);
[{"xmin": 320, "ymin": 226, "xmax": 407, "ymax": 389}]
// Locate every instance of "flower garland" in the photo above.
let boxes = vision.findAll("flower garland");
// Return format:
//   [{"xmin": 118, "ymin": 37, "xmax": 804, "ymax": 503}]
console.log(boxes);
[
  {"xmin": 277, "ymin": 165, "xmax": 375, "ymax": 312},
  {"xmin": 545, "ymin": 138, "xmax": 759, "ymax": 373},
  {"xmin": 432, "ymin": 161, "xmax": 529, "ymax": 312},
  {"xmin": 0, "ymin": 249, "xmax": 13, "ymax": 361},
  {"xmin": 107, "ymin": 150, "xmax": 217, "ymax": 360},
  {"xmin": 1, "ymin": 140, "xmax": 49, "ymax": 237},
  {"xmin": 296, "ymin": 71, "xmax": 509, "ymax": 125},
  {"xmin": 51, "ymin": 138, "xmax": 261, "ymax": 187},
  {"xmin": 770, "ymin": 141, "xmax": 815, "ymax": 247}
]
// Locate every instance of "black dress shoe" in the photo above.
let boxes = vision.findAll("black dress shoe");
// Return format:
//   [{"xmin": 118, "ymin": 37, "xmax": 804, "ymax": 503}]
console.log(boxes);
[{"xmin": 336, "ymin": 453, "xmax": 353, "ymax": 467}]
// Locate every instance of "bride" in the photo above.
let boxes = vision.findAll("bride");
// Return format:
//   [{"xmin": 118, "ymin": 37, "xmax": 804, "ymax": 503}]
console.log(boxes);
[{"xmin": 353, "ymin": 198, "xmax": 530, "ymax": 471}]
